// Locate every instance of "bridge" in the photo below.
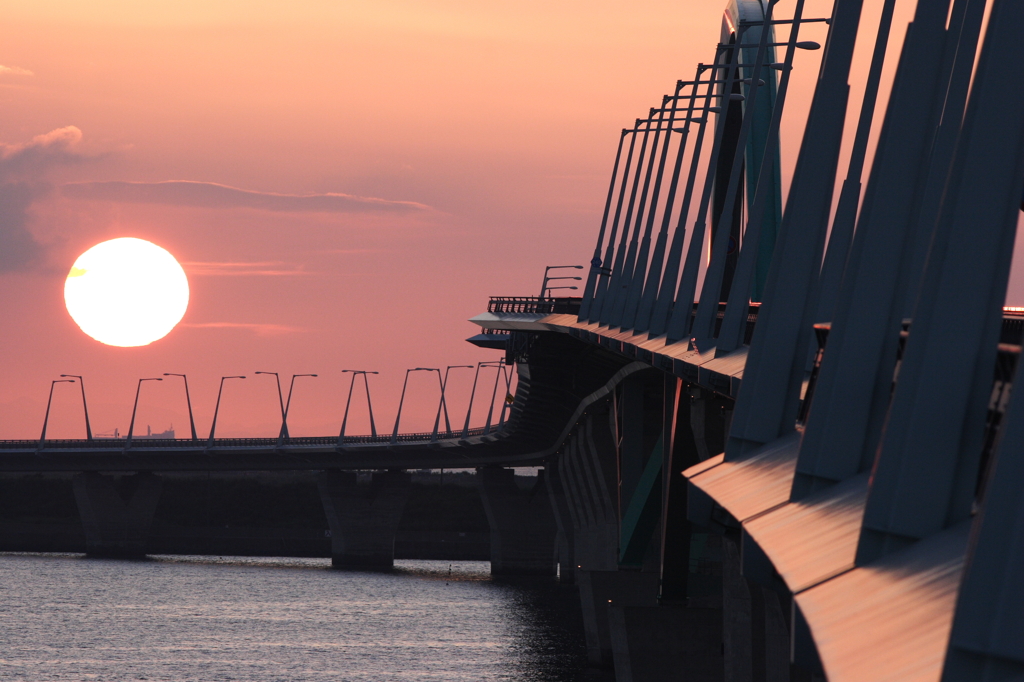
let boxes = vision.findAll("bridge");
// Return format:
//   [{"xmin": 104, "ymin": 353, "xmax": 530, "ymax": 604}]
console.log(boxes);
[{"xmin": 7, "ymin": 0, "xmax": 1024, "ymax": 680}]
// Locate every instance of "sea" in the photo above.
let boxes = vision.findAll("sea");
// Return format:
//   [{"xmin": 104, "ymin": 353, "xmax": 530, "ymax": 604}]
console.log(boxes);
[{"xmin": 0, "ymin": 554, "xmax": 610, "ymax": 682}]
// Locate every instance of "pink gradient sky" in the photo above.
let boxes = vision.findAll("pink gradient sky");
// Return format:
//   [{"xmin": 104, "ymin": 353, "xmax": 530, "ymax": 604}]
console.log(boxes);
[{"xmin": 0, "ymin": 0, "xmax": 1019, "ymax": 440}]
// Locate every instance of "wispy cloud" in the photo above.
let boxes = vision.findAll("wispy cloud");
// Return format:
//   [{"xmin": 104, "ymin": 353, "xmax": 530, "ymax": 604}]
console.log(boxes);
[
  {"xmin": 181, "ymin": 322, "xmax": 305, "ymax": 335},
  {"xmin": 1, "ymin": 126, "xmax": 85, "ymax": 179},
  {"xmin": 61, "ymin": 180, "xmax": 431, "ymax": 213},
  {"xmin": 0, "ymin": 65, "xmax": 33, "ymax": 77},
  {"xmin": 0, "ymin": 126, "xmax": 87, "ymax": 273},
  {"xmin": 181, "ymin": 261, "xmax": 313, "ymax": 277}
]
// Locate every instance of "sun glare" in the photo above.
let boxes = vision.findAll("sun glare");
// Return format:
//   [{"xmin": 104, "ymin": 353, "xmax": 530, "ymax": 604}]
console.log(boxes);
[{"xmin": 64, "ymin": 238, "xmax": 189, "ymax": 347}]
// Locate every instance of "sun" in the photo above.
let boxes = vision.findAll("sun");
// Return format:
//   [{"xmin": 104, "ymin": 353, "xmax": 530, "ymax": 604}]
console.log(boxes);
[{"xmin": 64, "ymin": 238, "xmax": 189, "ymax": 347}]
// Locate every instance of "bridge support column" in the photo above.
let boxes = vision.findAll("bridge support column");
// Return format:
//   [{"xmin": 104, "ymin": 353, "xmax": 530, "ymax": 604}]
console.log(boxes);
[
  {"xmin": 317, "ymin": 469, "xmax": 411, "ymax": 570},
  {"xmin": 72, "ymin": 471, "xmax": 162, "ymax": 557},
  {"xmin": 478, "ymin": 466, "xmax": 557, "ymax": 576},
  {"xmin": 608, "ymin": 604, "xmax": 724, "ymax": 682},
  {"xmin": 577, "ymin": 569, "xmax": 660, "ymax": 665},
  {"xmin": 545, "ymin": 463, "xmax": 576, "ymax": 583}
]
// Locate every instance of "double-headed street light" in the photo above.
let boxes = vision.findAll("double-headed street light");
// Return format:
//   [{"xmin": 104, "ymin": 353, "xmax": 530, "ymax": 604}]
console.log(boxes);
[
  {"xmin": 208, "ymin": 375, "xmax": 246, "ymax": 447},
  {"xmin": 126, "ymin": 377, "xmax": 163, "ymax": 448},
  {"xmin": 462, "ymin": 360, "xmax": 505, "ymax": 438},
  {"xmin": 255, "ymin": 372, "xmax": 285, "ymax": 436},
  {"xmin": 431, "ymin": 365, "xmax": 474, "ymax": 441},
  {"xmin": 338, "ymin": 370, "xmax": 379, "ymax": 446},
  {"xmin": 539, "ymin": 265, "xmax": 583, "ymax": 298},
  {"xmin": 39, "ymin": 379, "xmax": 76, "ymax": 450},
  {"xmin": 59, "ymin": 375, "xmax": 92, "ymax": 440},
  {"xmin": 281, "ymin": 373, "xmax": 317, "ymax": 443},
  {"xmin": 392, "ymin": 368, "xmax": 438, "ymax": 445},
  {"xmin": 163, "ymin": 373, "xmax": 197, "ymax": 440}
]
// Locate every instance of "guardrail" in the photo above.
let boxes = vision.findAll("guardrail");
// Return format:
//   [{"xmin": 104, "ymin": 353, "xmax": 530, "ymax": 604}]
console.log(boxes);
[
  {"xmin": 487, "ymin": 297, "xmax": 582, "ymax": 315},
  {"xmin": 0, "ymin": 426, "xmax": 497, "ymax": 450}
]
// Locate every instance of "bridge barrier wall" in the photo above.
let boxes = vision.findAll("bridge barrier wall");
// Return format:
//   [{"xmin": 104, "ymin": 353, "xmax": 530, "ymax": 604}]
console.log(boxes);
[
  {"xmin": 72, "ymin": 471, "xmax": 162, "ymax": 557},
  {"xmin": 317, "ymin": 469, "xmax": 412, "ymax": 569}
]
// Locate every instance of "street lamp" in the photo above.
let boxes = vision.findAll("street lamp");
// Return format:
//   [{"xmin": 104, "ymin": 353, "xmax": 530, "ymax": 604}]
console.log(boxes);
[
  {"xmin": 163, "ymin": 373, "xmax": 197, "ymax": 440},
  {"xmin": 59, "ymin": 375, "xmax": 92, "ymax": 440},
  {"xmin": 432, "ymin": 365, "xmax": 473, "ymax": 441},
  {"xmin": 39, "ymin": 379, "xmax": 75, "ymax": 450},
  {"xmin": 255, "ymin": 372, "xmax": 285, "ymax": 436},
  {"xmin": 126, "ymin": 377, "xmax": 163, "ymax": 448},
  {"xmin": 338, "ymin": 370, "xmax": 379, "ymax": 446},
  {"xmin": 207, "ymin": 376, "xmax": 246, "ymax": 447},
  {"xmin": 497, "ymin": 364, "xmax": 515, "ymax": 429},
  {"xmin": 484, "ymin": 362, "xmax": 516, "ymax": 435},
  {"xmin": 280, "ymin": 373, "xmax": 317, "ymax": 443},
  {"xmin": 544, "ymin": 285, "xmax": 579, "ymax": 298},
  {"xmin": 539, "ymin": 265, "xmax": 583, "ymax": 298},
  {"xmin": 392, "ymin": 368, "xmax": 437, "ymax": 445},
  {"xmin": 462, "ymin": 360, "xmax": 505, "ymax": 438}
]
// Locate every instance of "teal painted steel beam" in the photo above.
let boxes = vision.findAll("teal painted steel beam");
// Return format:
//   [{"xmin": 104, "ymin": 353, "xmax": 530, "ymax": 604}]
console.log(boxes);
[{"xmin": 619, "ymin": 435, "xmax": 664, "ymax": 566}]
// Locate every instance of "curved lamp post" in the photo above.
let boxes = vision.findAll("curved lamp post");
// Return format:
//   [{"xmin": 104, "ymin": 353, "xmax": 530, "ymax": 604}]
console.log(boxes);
[
  {"xmin": 544, "ymin": 285, "xmax": 579, "ymax": 298},
  {"xmin": 462, "ymin": 360, "xmax": 505, "ymax": 438},
  {"xmin": 432, "ymin": 365, "xmax": 473, "ymax": 441},
  {"xmin": 207, "ymin": 375, "xmax": 246, "ymax": 447},
  {"xmin": 539, "ymin": 265, "xmax": 583, "ymax": 298},
  {"xmin": 392, "ymin": 368, "xmax": 437, "ymax": 445},
  {"xmin": 163, "ymin": 373, "xmax": 197, "ymax": 440},
  {"xmin": 39, "ymin": 379, "xmax": 76, "ymax": 450},
  {"xmin": 280, "ymin": 373, "xmax": 317, "ymax": 444},
  {"xmin": 255, "ymin": 372, "xmax": 285, "ymax": 436},
  {"xmin": 338, "ymin": 370, "xmax": 379, "ymax": 446},
  {"xmin": 126, "ymin": 377, "xmax": 163, "ymax": 448},
  {"xmin": 59, "ymin": 375, "xmax": 92, "ymax": 440}
]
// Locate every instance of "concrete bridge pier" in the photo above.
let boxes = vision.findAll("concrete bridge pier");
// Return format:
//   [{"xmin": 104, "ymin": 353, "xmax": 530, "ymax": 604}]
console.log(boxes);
[
  {"xmin": 72, "ymin": 471, "xmax": 162, "ymax": 557},
  {"xmin": 477, "ymin": 466, "xmax": 557, "ymax": 576},
  {"xmin": 545, "ymin": 464, "xmax": 576, "ymax": 583},
  {"xmin": 317, "ymin": 469, "xmax": 412, "ymax": 570}
]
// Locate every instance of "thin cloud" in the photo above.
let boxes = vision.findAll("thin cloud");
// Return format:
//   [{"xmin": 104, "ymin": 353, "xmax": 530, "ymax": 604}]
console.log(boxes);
[
  {"xmin": 1, "ymin": 126, "xmax": 85, "ymax": 179},
  {"xmin": 0, "ymin": 65, "xmax": 33, "ymax": 77},
  {"xmin": 61, "ymin": 180, "xmax": 432, "ymax": 213},
  {"xmin": 181, "ymin": 261, "xmax": 313, "ymax": 277},
  {"xmin": 182, "ymin": 322, "xmax": 305, "ymax": 335},
  {"xmin": 0, "ymin": 126, "xmax": 87, "ymax": 273}
]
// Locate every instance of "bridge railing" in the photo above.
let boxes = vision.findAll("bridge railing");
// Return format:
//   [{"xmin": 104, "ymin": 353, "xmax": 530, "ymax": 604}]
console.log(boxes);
[
  {"xmin": 488, "ymin": 297, "xmax": 582, "ymax": 315},
  {"xmin": 0, "ymin": 426, "xmax": 496, "ymax": 450}
]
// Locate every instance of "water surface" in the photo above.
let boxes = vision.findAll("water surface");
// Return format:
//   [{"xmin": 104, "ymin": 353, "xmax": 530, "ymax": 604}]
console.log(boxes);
[{"xmin": 0, "ymin": 554, "xmax": 603, "ymax": 681}]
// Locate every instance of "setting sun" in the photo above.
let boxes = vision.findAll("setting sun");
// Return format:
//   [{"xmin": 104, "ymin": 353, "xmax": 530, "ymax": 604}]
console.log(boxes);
[{"xmin": 64, "ymin": 238, "xmax": 189, "ymax": 347}]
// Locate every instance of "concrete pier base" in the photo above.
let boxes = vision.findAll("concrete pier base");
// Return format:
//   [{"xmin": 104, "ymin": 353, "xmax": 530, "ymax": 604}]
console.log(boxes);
[
  {"xmin": 72, "ymin": 471, "xmax": 162, "ymax": 557},
  {"xmin": 478, "ymin": 466, "xmax": 557, "ymax": 576},
  {"xmin": 609, "ymin": 605, "xmax": 724, "ymax": 682},
  {"xmin": 317, "ymin": 469, "xmax": 412, "ymax": 570},
  {"xmin": 577, "ymin": 569, "xmax": 660, "ymax": 665}
]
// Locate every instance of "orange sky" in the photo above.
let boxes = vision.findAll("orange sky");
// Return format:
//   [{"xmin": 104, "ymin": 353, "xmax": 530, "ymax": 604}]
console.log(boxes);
[{"xmin": 0, "ymin": 0, "xmax": 1019, "ymax": 439}]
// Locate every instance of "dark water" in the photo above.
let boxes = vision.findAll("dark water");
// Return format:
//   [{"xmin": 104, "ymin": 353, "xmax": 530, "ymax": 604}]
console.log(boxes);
[{"xmin": 0, "ymin": 554, "xmax": 606, "ymax": 681}]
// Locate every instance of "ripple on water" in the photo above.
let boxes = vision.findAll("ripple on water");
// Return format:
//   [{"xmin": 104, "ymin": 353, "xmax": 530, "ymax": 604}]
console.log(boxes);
[{"xmin": 0, "ymin": 554, "xmax": 607, "ymax": 682}]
